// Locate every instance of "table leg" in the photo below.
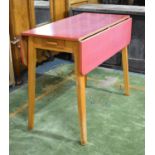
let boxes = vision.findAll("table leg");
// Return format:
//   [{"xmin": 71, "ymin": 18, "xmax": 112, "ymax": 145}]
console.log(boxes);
[
  {"xmin": 74, "ymin": 45, "xmax": 87, "ymax": 145},
  {"xmin": 122, "ymin": 47, "xmax": 130, "ymax": 96},
  {"xmin": 28, "ymin": 37, "xmax": 36, "ymax": 129},
  {"xmin": 85, "ymin": 75, "xmax": 87, "ymax": 87}
]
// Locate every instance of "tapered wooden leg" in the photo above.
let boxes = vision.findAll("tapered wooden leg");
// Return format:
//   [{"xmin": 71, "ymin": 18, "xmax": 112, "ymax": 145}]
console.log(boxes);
[
  {"xmin": 122, "ymin": 47, "xmax": 130, "ymax": 96},
  {"xmin": 85, "ymin": 75, "xmax": 87, "ymax": 87},
  {"xmin": 28, "ymin": 37, "xmax": 36, "ymax": 129},
  {"xmin": 74, "ymin": 45, "xmax": 87, "ymax": 145}
]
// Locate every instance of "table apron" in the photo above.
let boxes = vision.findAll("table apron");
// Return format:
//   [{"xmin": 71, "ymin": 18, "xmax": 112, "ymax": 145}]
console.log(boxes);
[{"xmin": 33, "ymin": 37, "xmax": 74, "ymax": 53}]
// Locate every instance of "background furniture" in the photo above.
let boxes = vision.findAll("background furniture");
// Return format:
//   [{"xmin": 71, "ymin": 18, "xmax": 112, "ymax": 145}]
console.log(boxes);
[
  {"xmin": 49, "ymin": 0, "xmax": 99, "ymax": 21},
  {"xmin": 10, "ymin": 0, "xmax": 36, "ymax": 84},
  {"xmin": 10, "ymin": 0, "xmax": 53, "ymax": 84}
]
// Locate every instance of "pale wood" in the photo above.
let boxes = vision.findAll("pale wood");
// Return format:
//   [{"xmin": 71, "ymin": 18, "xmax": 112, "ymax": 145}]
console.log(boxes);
[
  {"xmin": 73, "ymin": 42, "xmax": 87, "ymax": 145},
  {"xmin": 20, "ymin": 36, "xmax": 28, "ymax": 66},
  {"xmin": 66, "ymin": 0, "xmax": 89, "ymax": 13},
  {"xmin": 9, "ymin": 0, "xmax": 31, "ymax": 82},
  {"xmin": 70, "ymin": 0, "xmax": 89, "ymax": 5},
  {"xmin": 49, "ymin": 0, "xmax": 54, "ymax": 21},
  {"xmin": 33, "ymin": 37, "xmax": 74, "ymax": 53},
  {"xmin": 85, "ymin": 75, "xmax": 87, "ymax": 86},
  {"xmin": 28, "ymin": 37, "xmax": 36, "ymax": 129},
  {"xmin": 53, "ymin": 0, "xmax": 67, "ymax": 21},
  {"xmin": 28, "ymin": 0, "xmax": 36, "ymax": 28},
  {"xmin": 10, "ymin": 0, "xmax": 30, "ymax": 35},
  {"xmin": 27, "ymin": 36, "xmax": 87, "ymax": 144},
  {"xmin": 122, "ymin": 47, "xmax": 130, "ymax": 96},
  {"xmin": 10, "ymin": 44, "xmax": 22, "ymax": 83},
  {"xmin": 88, "ymin": 0, "xmax": 99, "ymax": 3},
  {"xmin": 49, "ymin": 0, "xmax": 99, "ymax": 21}
]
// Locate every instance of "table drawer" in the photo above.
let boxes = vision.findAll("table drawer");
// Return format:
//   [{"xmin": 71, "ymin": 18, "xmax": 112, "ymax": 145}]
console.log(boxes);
[{"xmin": 34, "ymin": 38, "xmax": 66, "ymax": 50}]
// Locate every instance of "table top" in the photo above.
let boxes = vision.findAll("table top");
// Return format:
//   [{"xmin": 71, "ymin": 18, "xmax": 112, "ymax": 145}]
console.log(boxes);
[
  {"xmin": 71, "ymin": 4, "xmax": 145, "ymax": 16},
  {"xmin": 22, "ymin": 13, "xmax": 130, "ymax": 41}
]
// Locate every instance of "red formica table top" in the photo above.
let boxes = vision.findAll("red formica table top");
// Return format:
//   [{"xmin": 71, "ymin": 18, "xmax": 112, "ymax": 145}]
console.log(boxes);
[{"xmin": 22, "ymin": 13, "xmax": 130, "ymax": 41}]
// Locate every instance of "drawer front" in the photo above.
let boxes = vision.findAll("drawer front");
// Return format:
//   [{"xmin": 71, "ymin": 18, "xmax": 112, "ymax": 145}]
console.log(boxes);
[
  {"xmin": 34, "ymin": 38, "xmax": 66, "ymax": 50},
  {"xmin": 80, "ymin": 18, "xmax": 132, "ymax": 75}
]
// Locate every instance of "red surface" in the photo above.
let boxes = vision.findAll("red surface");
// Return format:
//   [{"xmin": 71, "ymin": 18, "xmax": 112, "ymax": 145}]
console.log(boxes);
[
  {"xmin": 22, "ymin": 13, "xmax": 129, "ymax": 41},
  {"xmin": 80, "ymin": 18, "xmax": 132, "ymax": 75}
]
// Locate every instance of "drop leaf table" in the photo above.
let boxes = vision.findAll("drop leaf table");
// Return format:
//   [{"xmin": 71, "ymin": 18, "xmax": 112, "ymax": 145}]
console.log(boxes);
[{"xmin": 21, "ymin": 13, "xmax": 132, "ymax": 145}]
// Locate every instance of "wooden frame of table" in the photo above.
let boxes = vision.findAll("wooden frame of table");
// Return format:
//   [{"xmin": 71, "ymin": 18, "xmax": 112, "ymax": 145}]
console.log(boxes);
[{"xmin": 21, "ymin": 13, "xmax": 131, "ymax": 145}]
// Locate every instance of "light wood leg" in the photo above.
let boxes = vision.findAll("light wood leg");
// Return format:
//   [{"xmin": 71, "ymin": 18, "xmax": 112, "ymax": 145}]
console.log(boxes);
[
  {"xmin": 28, "ymin": 37, "xmax": 36, "ymax": 129},
  {"xmin": 122, "ymin": 47, "xmax": 130, "ymax": 96},
  {"xmin": 74, "ymin": 45, "xmax": 87, "ymax": 145},
  {"xmin": 85, "ymin": 75, "xmax": 87, "ymax": 87}
]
